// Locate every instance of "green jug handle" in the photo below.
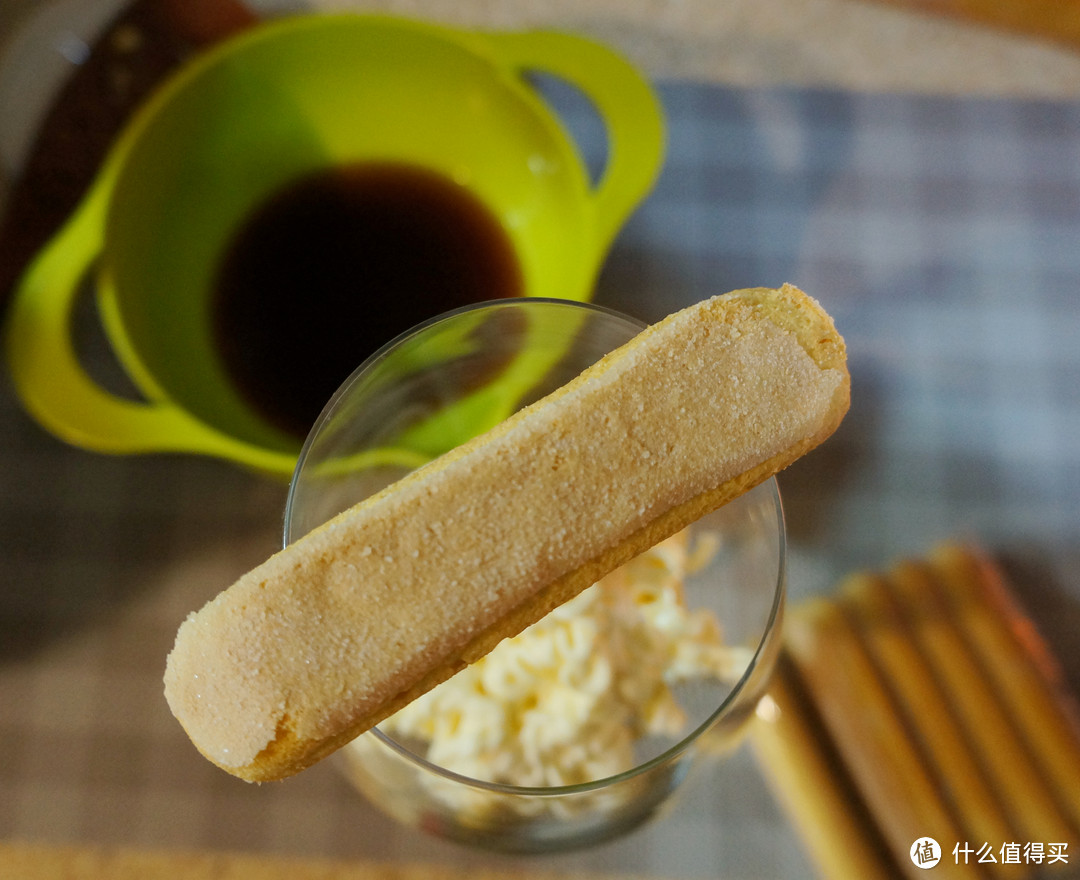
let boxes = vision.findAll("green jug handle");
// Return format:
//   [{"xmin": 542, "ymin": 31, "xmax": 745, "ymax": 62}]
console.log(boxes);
[
  {"xmin": 486, "ymin": 29, "xmax": 666, "ymax": 258},
  {"xmin": 3, "ymin": 177, "xmax": 301, "ymax": 474}
]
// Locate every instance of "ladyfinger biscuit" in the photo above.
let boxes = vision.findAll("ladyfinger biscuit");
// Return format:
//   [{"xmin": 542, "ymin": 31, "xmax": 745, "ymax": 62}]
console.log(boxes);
[
  {"xmin": 888, "ymin": 560, "xmax": 1077, "ymax": 845},
  {"xmin": 843, "ymin": 573, "xmax": 1019, "ymax": 858},
  {"xmin": 784, "ymin": 598, "xmax": 979, "ymax": 878},
  {"xmin": 750, "ymin": 653, "xmax": 903, "ymax": 880},
  {"xmin": 929, "ymin": 543, "xmax": 1080, "ymax": 834},
  {"xmin": 164, "ymin": 284, "xmax": 849, "ymax": 782}
]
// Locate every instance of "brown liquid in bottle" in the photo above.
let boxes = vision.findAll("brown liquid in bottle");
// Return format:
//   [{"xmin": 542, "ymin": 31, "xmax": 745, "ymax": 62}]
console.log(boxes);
[{"xmin": 213, "ymin": 162, "xmax": 524, "ymax": 439}]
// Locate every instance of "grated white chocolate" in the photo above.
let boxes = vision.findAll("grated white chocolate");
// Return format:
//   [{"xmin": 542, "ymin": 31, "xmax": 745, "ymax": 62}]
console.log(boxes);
[{"xmin": 164, "ymin": 284, "xmax": 850, "ymax": 782}]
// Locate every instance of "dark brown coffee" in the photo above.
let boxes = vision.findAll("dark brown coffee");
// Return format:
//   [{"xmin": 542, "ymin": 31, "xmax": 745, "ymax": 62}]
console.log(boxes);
[{"xmin": 212, "ymin": 161, "xmax": 524, "ymax": 439}]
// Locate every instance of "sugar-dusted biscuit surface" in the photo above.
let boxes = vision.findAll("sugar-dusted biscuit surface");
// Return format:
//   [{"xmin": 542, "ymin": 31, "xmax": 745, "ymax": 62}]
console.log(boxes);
[{"xmin": 164, "ymin": 284, "xmax": 850, "ymax": 782}]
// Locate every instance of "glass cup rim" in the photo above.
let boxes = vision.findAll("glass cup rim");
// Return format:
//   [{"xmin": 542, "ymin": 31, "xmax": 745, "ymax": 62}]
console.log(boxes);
[
  {"xmin": 288, "ymin": 297, "xmax": 645, "ymax": 480},
  {"xmin": 284, "ymin": 296, "xmax": 788, "ymax": 798}
]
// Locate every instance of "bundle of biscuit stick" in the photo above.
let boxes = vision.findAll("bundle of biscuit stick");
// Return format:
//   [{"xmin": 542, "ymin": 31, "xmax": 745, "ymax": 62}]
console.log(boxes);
[{"xmin": 751, "ymin": 543, "xmax": 1080, "ymax": 879}]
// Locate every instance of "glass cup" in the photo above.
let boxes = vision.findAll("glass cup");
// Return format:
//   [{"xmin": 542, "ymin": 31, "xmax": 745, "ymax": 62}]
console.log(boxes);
[{"xmin": 284, "ymin": 298, "xmax": 786, "ymax": 853}]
